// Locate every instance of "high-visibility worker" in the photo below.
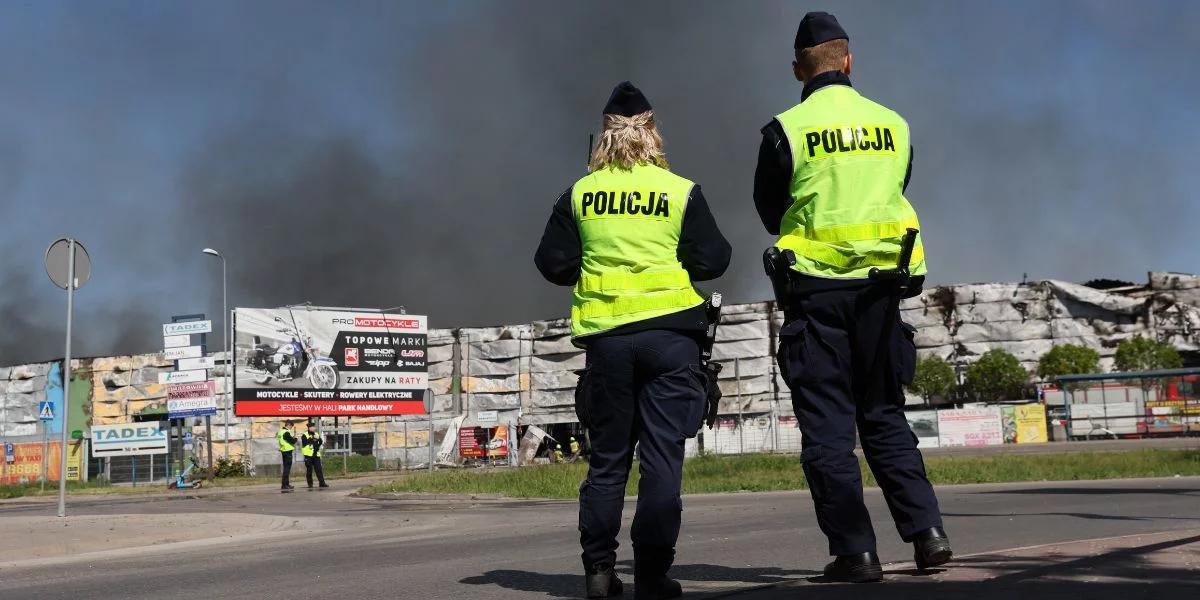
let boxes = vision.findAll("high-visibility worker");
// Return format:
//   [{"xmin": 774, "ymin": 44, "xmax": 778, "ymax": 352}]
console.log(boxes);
[
  {"xmin": 554, "ymin": 443, "xmax": 565, "ymax": 464},
  {"xmin": 535, "ymin": 81, "xmax": 731, "ymax": 599},
  {"xmin": 277, "ymin": 420, "xmax": 297, "ymax": 492},
  {"xmin": 569, "ymin": 436, "xmax": 581, "ymax": 456},
  {"xmin": 299, "ymin": 421, "xmax": 329, "ymax": 490},
  {"xmin": 754, "ymin": 12, "xmax": 951, "ymax": 582}
]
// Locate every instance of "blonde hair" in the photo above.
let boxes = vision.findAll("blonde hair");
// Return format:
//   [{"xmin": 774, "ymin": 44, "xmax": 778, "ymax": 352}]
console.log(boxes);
[{"xmin": 588, "ymin": 111, "xmax": 668, "ymax": 172}]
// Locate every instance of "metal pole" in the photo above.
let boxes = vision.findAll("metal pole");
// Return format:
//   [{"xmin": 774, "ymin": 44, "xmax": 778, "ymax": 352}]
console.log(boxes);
[
  {"xmin": 735, "ymin": 357, "xmax": 743, "ymax": 455},
  {"xmin": 222, "ymin": 257, "xmax": 230, "ymax": 460},
  {"xmin": 772, "ymin": 365, "xmax": 780, "ymax": 452},
  {"xmin": 56, "ymin": 239, "xmax": 76, "ymax": 517},
  {"xmin": 428, "ymin": 390, "xmax": 435, "ymax": 473},
  {"xmin": 41, "ymin": 421, "xmax": 48, "ymax": 492}
]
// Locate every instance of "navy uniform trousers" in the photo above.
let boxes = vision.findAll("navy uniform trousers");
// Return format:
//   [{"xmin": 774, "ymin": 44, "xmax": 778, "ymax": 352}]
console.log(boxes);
[
  {"xmin": 778, "ymin": 283, "xmax": 943, "ymax": 556},
  {"xmin": 577, "ymin": 329, "xmax": 706, "ymax": 571}
]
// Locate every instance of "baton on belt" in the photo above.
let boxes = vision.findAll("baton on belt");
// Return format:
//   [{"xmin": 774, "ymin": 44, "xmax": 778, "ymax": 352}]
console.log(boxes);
[
  {"xmin": 699, "ymin": 293, "xmax": 724, "ymax": 429},
  {"xmin": 866, "ymin": 228, "xmax": 920, "ymax": 401}
]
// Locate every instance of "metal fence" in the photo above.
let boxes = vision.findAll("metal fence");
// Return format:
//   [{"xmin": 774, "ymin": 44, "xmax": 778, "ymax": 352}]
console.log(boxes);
[{"xmin": 1056, "ymin": 368, "xmax": 1200, "ymax": 440}]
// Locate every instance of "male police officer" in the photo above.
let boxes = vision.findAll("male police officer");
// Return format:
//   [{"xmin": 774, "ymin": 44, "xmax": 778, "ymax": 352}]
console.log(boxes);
[
  {"xmin": 300, "ymin": 421, "xmax": 329, "ymax": 489},
  {"xmin": 277, "ymin": 420, "xmax": 297, "ymax": 492},
  {"xmin": 754, "ymin": 12, "xmax": 952, "ymax": 582},
  {"xmin": 536, "ymin": 82, "xmax": 731, "ymax": 599}
]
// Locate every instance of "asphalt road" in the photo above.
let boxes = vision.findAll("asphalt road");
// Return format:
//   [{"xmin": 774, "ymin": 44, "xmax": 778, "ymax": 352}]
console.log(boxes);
[{"xmin": 1, "ymin": 477, "xmax": 1198, "ymax": 599}]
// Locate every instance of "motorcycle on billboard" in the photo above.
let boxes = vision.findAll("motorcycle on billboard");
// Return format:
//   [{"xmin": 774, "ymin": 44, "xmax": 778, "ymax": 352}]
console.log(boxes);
[{"xmin": 244, "ymin": 315, "xmax": 339, "ymax": 390}]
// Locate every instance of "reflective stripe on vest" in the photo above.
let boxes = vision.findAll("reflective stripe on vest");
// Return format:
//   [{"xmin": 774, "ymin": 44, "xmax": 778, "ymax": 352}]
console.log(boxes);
[
  {"xmin": 277, "ymin": 428, "xmax": 294, "ymax": 452},
  {"xmin": 569, "ymin": 163, "xmax": 704, "ymax": 340},
  {"xmin": 774, "ymin": 85, "xmax": 927, "ymax": 279}
]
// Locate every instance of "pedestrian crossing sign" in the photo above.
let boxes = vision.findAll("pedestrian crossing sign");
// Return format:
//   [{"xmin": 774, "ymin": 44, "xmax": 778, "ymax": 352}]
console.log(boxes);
[{"xmin": 38, "ymin": 401, "xmax": 55, "ymax": 421}]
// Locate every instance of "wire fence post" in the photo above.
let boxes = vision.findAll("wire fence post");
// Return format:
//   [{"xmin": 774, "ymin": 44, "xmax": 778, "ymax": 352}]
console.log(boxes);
[
  {"xmin": 427, "ymin": 385, "xmax": 436, "ymax": 473},
  {"xmin": 771, "ymin": 364, "xmax": 780, "ymax": 452},
  {"xmin": 735, "ymin": 357, "xmax": 744, "ymax": 455}
]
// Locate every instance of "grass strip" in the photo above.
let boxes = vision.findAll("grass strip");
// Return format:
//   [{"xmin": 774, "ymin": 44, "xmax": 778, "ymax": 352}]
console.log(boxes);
[{"xmin": 361, "ymin": 449, "xmax": 1200, "ymax": 500}]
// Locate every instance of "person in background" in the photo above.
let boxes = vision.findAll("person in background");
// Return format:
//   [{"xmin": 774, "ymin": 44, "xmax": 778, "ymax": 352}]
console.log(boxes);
[
  {"xmin": 569, "ymin": 436, "xmax": 581, "ymax": 457},
  {"xmin": 277, "ymin": 420, "xmax": 297, "ymax": 492},
  {"xmin": 554, "ymin": 443, "xmax": 565, "ymax": 463},
  {"xmin": 300, "ymin": 421, "xmax": 329, "ymax": 490}
]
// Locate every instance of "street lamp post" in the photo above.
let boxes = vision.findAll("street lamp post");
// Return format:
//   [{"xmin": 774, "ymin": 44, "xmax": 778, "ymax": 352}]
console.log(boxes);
[{"xmin": 202, "ymin": 248, "xmax": 230, "ymax": 460}]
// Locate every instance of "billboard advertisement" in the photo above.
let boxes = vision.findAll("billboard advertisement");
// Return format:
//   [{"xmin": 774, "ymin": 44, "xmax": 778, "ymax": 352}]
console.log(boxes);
[
  {"xmin": 905, "ymin": 410, "xmax": 940, "ymax": 448},
  {"xmin": 167, "ymin": 381, "xmax": 218, "ymax": 419},
  {"xmin": 233, "ymin": 307, "xmax": 428, "ymax": 416},
  {"xmin": 459, "ymin": 425, "xmax": 510, "ymax": 459},
  {"xmin": 91, "ymin": 423, "xmax": 169, "ymax": 457},
  {"xmin": 937, "ymin": 407, "xmax": 1003, "ymax": 447},
  {"xmin": 1015, "ymin": 404, "xmax": 1048, "ymax": 443},
  {"xmin": 0, "ymin": 441, "xmax": 84, "ymax": 484}
]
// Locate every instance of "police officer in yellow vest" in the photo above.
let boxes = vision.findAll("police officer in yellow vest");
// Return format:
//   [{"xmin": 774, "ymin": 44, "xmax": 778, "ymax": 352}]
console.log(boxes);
[
  {"xmin": 754, "ymin": 12, "xmax": 951, "ymax": 582},
  {"xmin": 536, "ymin": 82, "xmax": 731, "ymax": 599},
  {"xmin": 277, "ymin": 420, "xmax": 297, "ymax": 491},
  {"xmin": 300, "ymin": 421, "xmax": 329, "ymax": 489}
]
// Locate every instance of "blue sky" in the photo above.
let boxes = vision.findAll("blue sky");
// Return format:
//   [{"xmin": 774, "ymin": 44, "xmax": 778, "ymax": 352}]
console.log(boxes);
[{"xmin": 1, "ymin": 0, "xmax": 1197, "ymax": 362}]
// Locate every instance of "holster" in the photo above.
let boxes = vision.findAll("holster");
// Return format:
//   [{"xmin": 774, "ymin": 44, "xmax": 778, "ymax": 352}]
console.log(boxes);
[
  {"xmin": 698, "ymin": 293, "xmax": 725, "ymax": 430},
  {"xmin": 763, "ymin": 247, "xmax": 797, "ymax": 305},
  {"xmin": 701, "ymin": 361, "xmax": 723, "ymax": 430}
]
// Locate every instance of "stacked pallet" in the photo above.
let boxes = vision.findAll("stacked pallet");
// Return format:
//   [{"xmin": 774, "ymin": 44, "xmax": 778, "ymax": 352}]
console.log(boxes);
[
  {"xmin": 0, "ymin": 362, "xmax": 55, "ymax": 437},
  {"xmin": 89, "ymin": 354, "xmax": 173, "ymax": 425},
  {"xmin": 526, "ymin": 318, "xmax": 581, "ymax": 425},
  {"xmin": 905, "ymin": 279, "xmax": 1161, "ymax": 371},
  {"xmin": 713, "ymin": 302, "xmax": 779, "ymax": 416},
  {"xmin": 459, "ymin": 325, "xmax": 529, "ymax": 422}
]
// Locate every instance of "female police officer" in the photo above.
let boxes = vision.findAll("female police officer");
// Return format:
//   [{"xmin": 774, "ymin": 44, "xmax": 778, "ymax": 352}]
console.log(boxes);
[{"xmin": 535, "ymin": 82, "xmax": 730, "ymax": 599}]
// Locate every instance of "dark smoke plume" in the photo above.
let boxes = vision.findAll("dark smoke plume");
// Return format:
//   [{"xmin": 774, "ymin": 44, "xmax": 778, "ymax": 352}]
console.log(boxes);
[{"xmin": 1, "ymin": 1, "xmax": 1198, "ymax": 364}]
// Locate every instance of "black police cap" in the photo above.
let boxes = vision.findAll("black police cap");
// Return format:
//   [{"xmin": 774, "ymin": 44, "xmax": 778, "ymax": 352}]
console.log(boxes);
[
  {"xmin": 794, "ymin": 11, "xmax": 848, "ymax": 50},
  {"xmin": 602, "ymin": 81, "xmax": 652, "ymax": 117}
]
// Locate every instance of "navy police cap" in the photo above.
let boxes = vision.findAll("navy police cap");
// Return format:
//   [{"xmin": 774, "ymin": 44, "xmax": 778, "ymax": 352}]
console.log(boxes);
[{"xmin": 795, "ymin": 11, "xmax": 848, "ymax": 50}]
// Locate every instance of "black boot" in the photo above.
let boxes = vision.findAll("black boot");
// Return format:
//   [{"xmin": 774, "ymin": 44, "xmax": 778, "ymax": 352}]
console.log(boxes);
[
  {"xmin": 585, "ymin": 564, "xmax": 623, "ymax": 598},
  {"xmin": 634, "ymin": 576, "xmax": 681, "ymax": 600},
  {"xmin": 913, "ymin": 527, "xmax": 953, "ymax": 570},
  {"xmin": 634, "ymin": 546, "xmax": 681, "ymax": 600},
  {"xmin": 822, "ymin": 552, "xmax": 883, "ymax": 583}
]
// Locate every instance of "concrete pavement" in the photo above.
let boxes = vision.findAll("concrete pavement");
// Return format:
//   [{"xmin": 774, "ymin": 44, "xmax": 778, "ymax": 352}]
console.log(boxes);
[{"xmin": 0, "ymin": 476, "xmax": 1197, "ymax": 598}]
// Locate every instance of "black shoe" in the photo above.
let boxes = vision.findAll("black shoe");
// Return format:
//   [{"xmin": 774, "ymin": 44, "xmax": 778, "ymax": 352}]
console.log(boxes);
[
  {"xmin": 584, "ymin": 565, "xmax": 623, "ymax": 598},
  {"xmin": 822, "ymin": 552, "xmax": 883, "ymax": 583},
  {"xmin": 634, "ymin": 575, "xmax": 681, "ymax": 599},
  {"xmin": 633, "ymin": 545, "xmax": 680, "ymax": 599},
  {"xmin": 913, "ymin": 527, "xmax": 953, "ymax": 570},
  {"xmin": 319, "ymin": 483, "xmax": 330, "ymax": 489}
]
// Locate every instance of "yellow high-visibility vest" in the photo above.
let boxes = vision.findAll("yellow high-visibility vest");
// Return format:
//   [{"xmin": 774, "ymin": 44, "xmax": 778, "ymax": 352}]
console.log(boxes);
[
  {"xmin": 276, "ymin": 428, "xmax": 295, "ymax": 453},
  {"xmin": 774, "ymin": 84, "xmax": 926, "ymax": 278},
  {"xmin": 570, "ymin": 163, "xmax": 704, "ymax": 341},
  {"xmin": 300, "ymin": 432, "xmax": 322, "ymax": 458}
]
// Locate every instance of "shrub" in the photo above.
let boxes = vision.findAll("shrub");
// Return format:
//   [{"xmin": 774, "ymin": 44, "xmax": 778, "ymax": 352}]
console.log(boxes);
[
  {"xmin": 1114, "ymin": 336, "xmax": 1183, "ymax": 372},
  {"xmin": 908, "ymin": 355, "xmax": 956, "ymax": 404},
  {"xmin": 213, "ymin": 455, "xmax": 252, "ymax": 478},
  {"xmin": 965, "ymin": 349, "xmax": 1029, "ymax": 401},
  {"xmin": 1037, "ymin": 344, "xmax": 1101, "ymax": 381}
]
